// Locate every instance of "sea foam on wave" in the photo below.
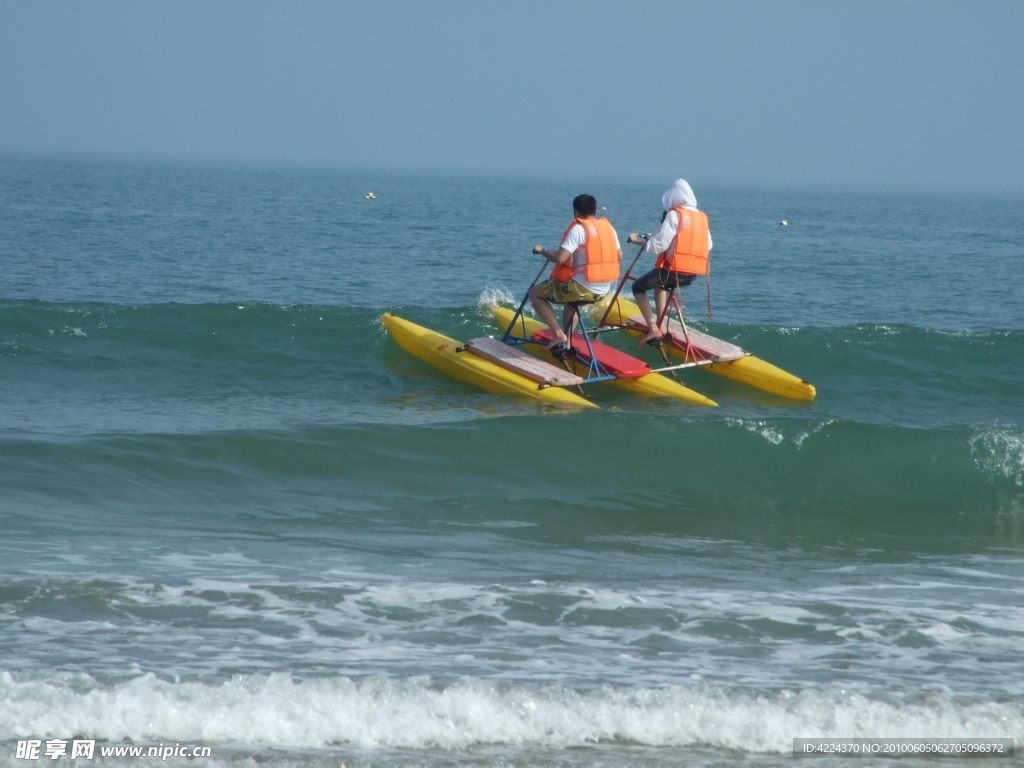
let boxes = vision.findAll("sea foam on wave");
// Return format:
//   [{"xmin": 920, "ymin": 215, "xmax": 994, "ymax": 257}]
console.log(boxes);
[
  {"xmin": 1, "ymin": 672, "xmax": 1020, "ymax": 753},
  {"xmin": 475, "ymin": 287, "xmax": 517, "ymax": 313},
  {"xmin": 971, "ymin": 428, "xmax": 1024, "ymax": 487}
]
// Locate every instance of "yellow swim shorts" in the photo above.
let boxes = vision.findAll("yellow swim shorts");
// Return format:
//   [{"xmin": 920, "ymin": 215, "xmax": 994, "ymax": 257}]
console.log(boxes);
[{"xmin": 534, "ymin": 279, "xmax": 600, "ymax": 304}]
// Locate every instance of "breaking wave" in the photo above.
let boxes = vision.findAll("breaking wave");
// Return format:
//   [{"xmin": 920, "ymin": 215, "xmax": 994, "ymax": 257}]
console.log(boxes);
[
  {"xmin": 2, "ymin": 672, "xmax": 1021, "ymax": 752},
  {"xmin": 972, "ymin": 428, "xmax": 1024, "ymax": 487}
]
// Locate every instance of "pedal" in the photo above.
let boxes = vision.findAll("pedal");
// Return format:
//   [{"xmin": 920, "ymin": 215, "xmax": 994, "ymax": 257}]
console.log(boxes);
[{"xmin": 549, "ymin": 343, "xmax": 570, "ymax": 362}]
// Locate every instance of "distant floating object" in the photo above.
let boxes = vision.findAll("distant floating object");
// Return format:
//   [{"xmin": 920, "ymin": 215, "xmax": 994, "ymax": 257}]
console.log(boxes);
[
  {"xmin": 601, "ymin": 206, "xmax": 607, "ymax": 211},
  {"xmin": 780, "ymin": 220, "xmax": 788, "ymax": 226},
  {"xmin": 365, "ymin": 192, "xmax": 376, "ymax": 200}
]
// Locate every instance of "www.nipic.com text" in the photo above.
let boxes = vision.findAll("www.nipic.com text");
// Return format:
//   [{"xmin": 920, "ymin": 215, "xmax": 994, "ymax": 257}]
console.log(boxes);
[{"xmin": 15, "ymin": 741, "xmax": 212, "ymax": 760}]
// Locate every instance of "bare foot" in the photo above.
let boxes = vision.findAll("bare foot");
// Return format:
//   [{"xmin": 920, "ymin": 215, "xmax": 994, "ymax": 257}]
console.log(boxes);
[
  {"xmin": 638, "ymin": 328, "xmax": 663, "ymax": 349},
  {"xmin": 546, "ymin": 331, "xmax": 569, "ymax": 350}
]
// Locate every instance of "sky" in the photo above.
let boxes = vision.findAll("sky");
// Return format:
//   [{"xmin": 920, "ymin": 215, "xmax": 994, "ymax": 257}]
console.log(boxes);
[{"xmin": 0, "ymin": 1, "xmax": 1022, "ymax": 192}]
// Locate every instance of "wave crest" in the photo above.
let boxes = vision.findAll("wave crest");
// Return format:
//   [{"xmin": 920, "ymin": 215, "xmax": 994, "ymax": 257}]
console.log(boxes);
[
  {"xmin": 971, "ymin": 428, "xmax": 1024, "ymax": 487},
  {"xmin": 1, "ymin": 672, "xmax": 1021, "ymax": 752}
]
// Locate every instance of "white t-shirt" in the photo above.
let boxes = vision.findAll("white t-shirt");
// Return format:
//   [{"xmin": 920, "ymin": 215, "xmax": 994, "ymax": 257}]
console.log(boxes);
[
  {"xmin": 559, "ymin": 220, "xmax": 622, "ymax": 294},
  {"xmin": 644, "ymin": 208, "xmax": 713, "ymax": 265}
]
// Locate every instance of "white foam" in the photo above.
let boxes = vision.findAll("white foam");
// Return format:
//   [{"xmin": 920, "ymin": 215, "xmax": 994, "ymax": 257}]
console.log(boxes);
[
  {"xmin": 722, "ymin": 417, "xmax": 839, "ymax": 449},
  {"xmin": 1, "ymin": 672, "xmax": 1020, "ymax": 752},
  {"xmin": 725, "ymin": 418, "xmax": 785, "ymax": 446},
  {"xmin": 6, "ymin": 566, "xmax": 1024, "ymax": 707},
  {"xmin": 971, "ymin": 427, "xmax": 1024, "ymax": 487},
  {"xmin": 794, "ymin": 419, "xmax": 835, "ymax": 447},
  {"xmin": 475, "ymin": 287, "xmax": 517, "ymax": 314}
]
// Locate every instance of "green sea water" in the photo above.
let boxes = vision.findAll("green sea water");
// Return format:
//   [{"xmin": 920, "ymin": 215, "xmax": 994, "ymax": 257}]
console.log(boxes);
[{"xmin": 1, "ymin": 156, "xmax": 1023, "ymax": 767}]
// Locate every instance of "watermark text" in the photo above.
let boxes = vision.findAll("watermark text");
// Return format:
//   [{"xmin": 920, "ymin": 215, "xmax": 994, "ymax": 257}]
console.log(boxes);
[{"xmin": 15, "ymin": 741, "xmax": 212, "ymax": 760}]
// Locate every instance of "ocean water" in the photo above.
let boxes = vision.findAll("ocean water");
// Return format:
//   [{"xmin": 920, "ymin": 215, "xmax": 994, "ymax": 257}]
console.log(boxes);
[{"xmin": 1, "ymin": 156, "xmax": 1023, "ymax": 767}]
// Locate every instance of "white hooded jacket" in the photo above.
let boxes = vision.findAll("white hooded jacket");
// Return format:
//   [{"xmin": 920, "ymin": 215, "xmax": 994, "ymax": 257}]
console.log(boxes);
[{"xmin": 644, "ymin": 179, "xmax": 712, "ymax": 258}]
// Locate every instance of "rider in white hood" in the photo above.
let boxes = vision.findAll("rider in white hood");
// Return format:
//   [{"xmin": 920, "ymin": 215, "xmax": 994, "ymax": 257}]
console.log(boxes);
[
  {"xmin": 627, "ymin": 179, "xmax": 712, "ymax": 348},
  {"xmin": 663, "ymin": 179, "xmax": 696, "ymax": 211}
]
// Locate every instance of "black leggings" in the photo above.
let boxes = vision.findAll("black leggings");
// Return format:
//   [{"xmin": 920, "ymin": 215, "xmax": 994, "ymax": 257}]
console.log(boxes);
[{"xmin": 631, "ymin": 268, "xmax": 697, "ymax": 295}]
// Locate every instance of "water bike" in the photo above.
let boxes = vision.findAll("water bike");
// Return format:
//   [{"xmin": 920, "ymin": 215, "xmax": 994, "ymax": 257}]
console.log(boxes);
[{"xmin": 382, "ymin": 247, "xmax": 814, "ymax": 408}]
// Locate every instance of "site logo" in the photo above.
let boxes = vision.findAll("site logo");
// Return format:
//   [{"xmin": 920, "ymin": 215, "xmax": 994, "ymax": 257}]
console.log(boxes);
[{"xmin": 15, "ymin": 741, "xmax": 212, "ymax": 760}]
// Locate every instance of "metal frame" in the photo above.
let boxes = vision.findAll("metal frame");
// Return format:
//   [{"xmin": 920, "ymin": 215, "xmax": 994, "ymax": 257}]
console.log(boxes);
[
  {"xmin": 593, "ymin": 245, "xmax": 728, "ymax": 375},
  {"xmin": 500, "ymin": 247, "xmax": 723, "ymax": 387},
  {"xmin": 555, "ymin": 304, "xmax": 617, "ymax": 384},
  {"xmin": 501, "ymin": 265, "xmax": 616, "ymax": 387}
]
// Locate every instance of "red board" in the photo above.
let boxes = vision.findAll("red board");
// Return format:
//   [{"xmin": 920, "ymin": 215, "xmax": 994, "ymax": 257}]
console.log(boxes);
[{"xmin": 531, "ymin": 329, "xmax": 650, "ymax": 379}]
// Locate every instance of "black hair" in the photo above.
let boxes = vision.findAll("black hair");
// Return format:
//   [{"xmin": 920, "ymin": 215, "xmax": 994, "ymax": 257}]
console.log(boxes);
[{"xmin": 572, "ymin": 194, "xmax": 598, "ymax": 217}]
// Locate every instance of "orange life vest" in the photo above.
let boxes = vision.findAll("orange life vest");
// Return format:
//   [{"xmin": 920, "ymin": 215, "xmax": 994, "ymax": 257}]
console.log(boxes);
[
  {"xmin": 550, "ymin": 217, "xmax": 620, "ymax": 283},
  {"xmin": 655, "ymin": 207, "xmax": 710, "ymax": 275}
]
